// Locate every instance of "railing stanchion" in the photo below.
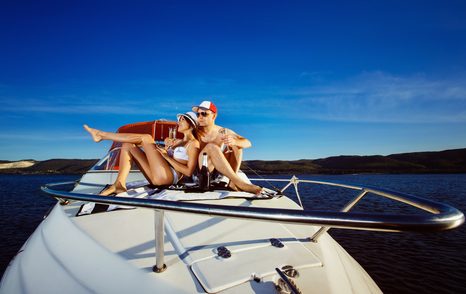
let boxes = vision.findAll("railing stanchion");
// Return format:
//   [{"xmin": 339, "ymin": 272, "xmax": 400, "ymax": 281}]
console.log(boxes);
[
  {"xmin": 281, "ymin": 181, "xmax": 293, "ymax": 193},
  {"xmin": 290, "ymin": 176, "xmax": 304, "ymax": 208},
  {"xmin": 153, "ymin": 209, "xmax": 167, "ymax": 273},
  {"xmin": 311, "ymin": 189, "xmax": 369, "ymax": 242}
]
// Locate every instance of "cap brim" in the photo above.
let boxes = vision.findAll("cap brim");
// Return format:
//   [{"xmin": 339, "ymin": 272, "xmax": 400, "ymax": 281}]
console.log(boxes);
[{"xmin": 192, "ymin": 106, "xmax": 208, "ymax": 112}]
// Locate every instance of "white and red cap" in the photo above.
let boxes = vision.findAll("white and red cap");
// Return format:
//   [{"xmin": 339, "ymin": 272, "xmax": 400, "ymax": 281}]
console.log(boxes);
[{"xmin": 192, "ymin": 100, "xmax": 217, "ymax": 113}]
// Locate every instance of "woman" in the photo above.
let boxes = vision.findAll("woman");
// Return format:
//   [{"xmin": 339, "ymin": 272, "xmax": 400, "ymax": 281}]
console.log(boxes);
[{"xmin": 83, "ymin": 111, "xmax": 200, "ymax": 196}]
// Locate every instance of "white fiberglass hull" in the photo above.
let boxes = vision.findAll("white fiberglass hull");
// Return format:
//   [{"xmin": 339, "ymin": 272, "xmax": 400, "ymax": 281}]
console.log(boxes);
[{"xmin": 1, "ymin": 171, "xmax": 381, "ymax": 293}]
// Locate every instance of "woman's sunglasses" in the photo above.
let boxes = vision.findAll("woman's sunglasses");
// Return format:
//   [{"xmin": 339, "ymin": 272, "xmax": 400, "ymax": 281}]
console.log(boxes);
[{"xmin": 196, "ymin": 111, "xmax": 211, "ymax": 117}]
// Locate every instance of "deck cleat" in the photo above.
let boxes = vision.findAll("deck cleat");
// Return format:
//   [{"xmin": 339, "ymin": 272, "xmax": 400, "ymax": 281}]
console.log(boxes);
[
  {"xmin": 281, "ymin": 265, "xmax": 299, "ymax": 278},
  {"xmin": 216, "ymin": 246, "xmax": 231, "ymax": 258},
  {"xmin": 270, "ymin": 238, "xmax": 285, "ymax": 248}
]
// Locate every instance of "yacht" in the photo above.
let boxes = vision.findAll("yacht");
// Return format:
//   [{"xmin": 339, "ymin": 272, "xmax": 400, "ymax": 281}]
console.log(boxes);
[{"xmin": 1, "ymin": 120, "xmax": 464, "ymax": 294}]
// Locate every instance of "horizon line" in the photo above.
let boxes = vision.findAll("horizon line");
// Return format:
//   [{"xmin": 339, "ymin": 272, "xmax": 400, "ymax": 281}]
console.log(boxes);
[{"xmin": 3, "ymin": 147, "xmax": 465, "ymax": 163}]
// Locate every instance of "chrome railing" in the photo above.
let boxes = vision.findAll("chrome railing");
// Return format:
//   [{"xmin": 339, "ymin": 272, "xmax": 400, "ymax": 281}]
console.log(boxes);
[
  {"xmin": 42, "ymin": 178, "xmax": 464, "ymax": 233},
  {"xmin": 41, "ymin": 177, "xmax": 464, "ymax": 271},
  {"xmin": 250, "ymin": 176, "xmax": 466, "ymax": 241}
]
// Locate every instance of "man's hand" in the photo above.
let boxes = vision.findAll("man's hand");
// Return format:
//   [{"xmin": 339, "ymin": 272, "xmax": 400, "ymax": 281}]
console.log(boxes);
[{"xmin": 222, "ymin": 133, "xmax": 236, "ymax": 147}]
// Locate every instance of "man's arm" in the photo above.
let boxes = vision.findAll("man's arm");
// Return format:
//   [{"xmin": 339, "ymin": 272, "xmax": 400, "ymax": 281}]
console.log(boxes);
[{"xmin": 225, "ymin": 129, "xmax": 251, "ymax": 149}]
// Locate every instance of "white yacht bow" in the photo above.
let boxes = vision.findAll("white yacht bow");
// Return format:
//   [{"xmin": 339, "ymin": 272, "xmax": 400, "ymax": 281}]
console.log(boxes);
[{"xmin": 1, "ymin": 119, "xmax": 463, "ymax": 293}]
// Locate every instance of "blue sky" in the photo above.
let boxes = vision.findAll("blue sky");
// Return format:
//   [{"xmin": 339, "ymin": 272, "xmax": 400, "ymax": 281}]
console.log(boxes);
[{"xmin": 1, "ymin": 0, "xmax": 466, "ymax": 160}]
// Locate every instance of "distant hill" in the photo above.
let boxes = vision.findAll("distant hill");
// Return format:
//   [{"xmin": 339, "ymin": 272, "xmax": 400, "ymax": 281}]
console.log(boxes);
[
  {"xmin": 0, "ymin": 160, "xmax": 36, "ymax": 169},
  {"xmin": 1, "ymin": 148, "xmax": 465, "ymax": 175},
  {"xmin": 242, "ymin": 148, "xmax": 466, "ymax": 174},
  {"xmin": 0, "ymin": 159, "xmax": 98, "ymax": 175},
  {"xmin": 242, "ymin": 159, "xmax": 321, "ymax": 174}
]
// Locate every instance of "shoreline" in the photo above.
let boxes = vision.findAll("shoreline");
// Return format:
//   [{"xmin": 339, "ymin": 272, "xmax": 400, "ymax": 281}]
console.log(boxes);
[{"xmin": 1, "ymin": 148, "xmax": 465, "ymax": 175}]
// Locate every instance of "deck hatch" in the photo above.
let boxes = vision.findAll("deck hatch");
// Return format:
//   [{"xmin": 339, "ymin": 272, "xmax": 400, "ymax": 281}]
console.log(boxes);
[{"xmin": 190, "ymin": 242, "xmax": 321, "ymax": 293}]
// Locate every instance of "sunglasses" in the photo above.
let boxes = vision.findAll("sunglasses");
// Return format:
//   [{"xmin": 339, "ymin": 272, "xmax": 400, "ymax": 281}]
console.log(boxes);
[{"xmin": 196, "ymin": 111, "xmax": 211, "ymax": 117}]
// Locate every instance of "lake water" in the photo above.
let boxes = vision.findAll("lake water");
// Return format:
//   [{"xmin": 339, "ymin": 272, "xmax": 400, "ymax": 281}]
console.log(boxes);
[{"xmin": 1, "ymin": 173, "xmax": 465, "ymax": 293}]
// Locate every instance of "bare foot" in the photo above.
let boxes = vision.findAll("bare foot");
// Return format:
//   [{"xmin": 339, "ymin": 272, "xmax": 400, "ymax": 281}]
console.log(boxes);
[
  {"xmin": 83, "ymin": 124, "xmax": 103, "ymax": 143},
  {"xmin": 100, "ymin": 183, "xmax": 127, "ymax": 196},
  {"xmin": 235, "ymin": 180, "xmax": 262, "ymax": 195},
  {"xmin": 248, "ymin": 184, "xmax": 262, "ymax": 195},
  {"xmin": 228, "ymin": 181, "xmax": 239, "ymax": 191}
]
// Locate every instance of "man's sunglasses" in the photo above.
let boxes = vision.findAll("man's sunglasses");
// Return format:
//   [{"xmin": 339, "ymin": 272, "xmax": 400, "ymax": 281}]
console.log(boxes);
[{"xmin": 196, "ymin": 111, "xmax": 211, "ymax": 117}]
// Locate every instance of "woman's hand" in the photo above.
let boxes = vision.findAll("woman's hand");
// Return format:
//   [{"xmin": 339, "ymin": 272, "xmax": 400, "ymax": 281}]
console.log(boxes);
[
  {"xmin": 156, "ymin": 145, "xmax": 169, "ymax": 158},
  {"xmin": 164, "ymin": 138, "xmax": 176, "ymax": 150}
]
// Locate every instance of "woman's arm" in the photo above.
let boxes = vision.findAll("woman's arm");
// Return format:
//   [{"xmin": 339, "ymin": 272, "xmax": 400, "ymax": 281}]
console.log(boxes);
[
  {"xmin": 157, "ymin": 141, "xmax": 200, "ymax": 177},
  {"xmin": 164, "ymin": 138, "xmax": 183, "ymax": 149}
]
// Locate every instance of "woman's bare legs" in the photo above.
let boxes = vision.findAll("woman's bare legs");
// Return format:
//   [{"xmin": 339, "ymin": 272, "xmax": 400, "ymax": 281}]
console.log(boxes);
[
  {"xmin": 136, "ymin": 135, "xmax": 175, "ymax": 186},
  {"xmin": 111, "ymin": 134, "xmax": 176, "ymax": 186},
  {"xmin": 100, "ymin": 139, "xmax": 175, "ymax": 194},
  {"xmin": 84, "ymin": 125, "xmax": 147, "ymax": 145},
  {"xmin": 84, "ymin": 125, "xmax": 103, "ymax": 142},
  {"xmin": 85, "ymin": 125, "xmax": 177, "ymax": 192},
  {"xmin": 201, "ymin": 143, "xmax": 262, "ymax": 194},
  {"xmin": 100, "ymin": 143, "xmax": 133, "ymax": 195}
]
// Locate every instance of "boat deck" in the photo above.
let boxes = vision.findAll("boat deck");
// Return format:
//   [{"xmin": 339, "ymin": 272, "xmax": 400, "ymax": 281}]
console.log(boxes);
[{"xmin": 62, "ymin": 191, "xmax": 380, "ymax": 293}]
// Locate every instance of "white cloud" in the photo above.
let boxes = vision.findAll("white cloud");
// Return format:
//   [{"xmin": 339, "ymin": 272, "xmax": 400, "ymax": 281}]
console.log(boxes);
[
  {"xmin": 0, "ymin": 76, "xmax": 241, "ymax": 116},
  {"xmin": 0, "ymin": 97, "xmax": 179, "ymax": 116},
  {"xmin": 0, "ymin": 133, "xmax": 89, "ymax": 141},
  {"xmin": 2, "ymin": 72, "xmax": 466, "ymax": 124},
  {"xmin": 282, "ymin": 71, "xmax": 466, "ymax": 123}
]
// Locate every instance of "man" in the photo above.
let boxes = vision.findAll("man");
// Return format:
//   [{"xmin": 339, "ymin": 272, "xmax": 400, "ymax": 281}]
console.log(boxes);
[{"xmin": 192, "ymin": 100, "xmax": 261, "ymax": 194}]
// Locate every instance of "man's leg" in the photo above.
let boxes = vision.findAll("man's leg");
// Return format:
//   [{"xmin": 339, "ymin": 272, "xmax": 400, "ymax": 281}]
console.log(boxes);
[
  {"xmin": 202, "ymin": 144, "xmax": 261, "ymax": 194},
  {"xmin": 199, "ymin": 146, "xmax": 243, "ymax": 172},
  {"xmin": 224, "ymin": 146, "xmax": 243, "ymax": 173}
]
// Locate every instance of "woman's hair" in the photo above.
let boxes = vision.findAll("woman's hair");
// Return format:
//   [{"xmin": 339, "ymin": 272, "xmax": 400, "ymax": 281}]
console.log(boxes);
[{"xmin": 185, "ymin": 117, "xmax": 200, "ymax": 141}]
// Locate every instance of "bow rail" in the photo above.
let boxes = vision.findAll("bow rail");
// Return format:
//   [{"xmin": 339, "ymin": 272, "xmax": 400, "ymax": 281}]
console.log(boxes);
[{"xmin": 41, "ymin": 177, "xmax": 464, "ymax": 233}]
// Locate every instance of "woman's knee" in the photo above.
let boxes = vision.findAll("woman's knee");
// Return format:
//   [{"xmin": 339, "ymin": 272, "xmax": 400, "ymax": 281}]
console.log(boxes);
[
  {"xmin": 148, "ymin": 174, "xmax": 171, "ymax": 186},
  {"xmin": 140, "ymin": 134, "xmax": 154, "ymax": 144},
  {"xmin": 121, "ymin": 142, "xmax": 135, "ymax": 150}
]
